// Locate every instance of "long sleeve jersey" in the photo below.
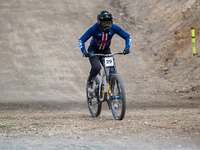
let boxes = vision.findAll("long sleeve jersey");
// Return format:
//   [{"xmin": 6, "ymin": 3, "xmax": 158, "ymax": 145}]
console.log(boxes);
[{"xmin": 78, "ymin": 23, "xmax": 132, "ymax": 53}]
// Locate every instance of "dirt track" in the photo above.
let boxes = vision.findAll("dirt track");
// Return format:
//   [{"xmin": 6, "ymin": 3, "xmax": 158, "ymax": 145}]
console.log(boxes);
[{"xmin": 0, "ymin": 0, "xmax": 200, "ymax": 149}]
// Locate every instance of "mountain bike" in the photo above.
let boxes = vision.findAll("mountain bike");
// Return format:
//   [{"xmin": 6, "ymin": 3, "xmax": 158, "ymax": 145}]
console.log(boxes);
[{"xmin": 86, "ymin": 52, "xmax": 126, "ymax": 120}]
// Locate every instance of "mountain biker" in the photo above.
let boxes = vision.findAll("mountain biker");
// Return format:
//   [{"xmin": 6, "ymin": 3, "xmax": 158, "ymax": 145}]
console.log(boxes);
[{"xmin": 78, "ymin": 10, "xmax": 132, "ymax": 93}]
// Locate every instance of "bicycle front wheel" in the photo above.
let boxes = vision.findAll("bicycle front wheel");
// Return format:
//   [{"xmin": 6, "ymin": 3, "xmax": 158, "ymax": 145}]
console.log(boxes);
[
  {"xmin": 87, "ymin": 77, "xmax": 102, "ymax": 117},
  {"xmin": 109, "ymin": 74, "xmax": 126, "ymax": 120}
]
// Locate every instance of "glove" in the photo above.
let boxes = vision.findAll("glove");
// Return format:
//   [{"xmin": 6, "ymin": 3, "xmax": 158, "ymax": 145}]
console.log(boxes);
[
  {"xmin": 123, "ymin": 49, "xmax": 130, "ymax": 55},
  {"xmin": 83, "ymin": 52, "xmax": 90, "ymax": 57}
]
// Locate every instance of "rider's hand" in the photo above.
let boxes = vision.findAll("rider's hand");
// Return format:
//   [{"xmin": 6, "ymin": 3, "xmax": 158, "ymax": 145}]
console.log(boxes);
[
  {"xmin": 123, "ymin": 49, "xmax": 130, "ymax": 55},
  {"xmin": 83, "ymin": 52, "xmax": 90, "ymax": 57}
]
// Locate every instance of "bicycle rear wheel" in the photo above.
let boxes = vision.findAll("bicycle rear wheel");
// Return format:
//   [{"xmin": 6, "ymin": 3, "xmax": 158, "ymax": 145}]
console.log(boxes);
[
  {"xmin": 87, "ymin": 77, "xmax": 102, "ymax": 117},
  {"xmin": 109, "ymin": 74, "xmax": 126, "ymax": 120}
]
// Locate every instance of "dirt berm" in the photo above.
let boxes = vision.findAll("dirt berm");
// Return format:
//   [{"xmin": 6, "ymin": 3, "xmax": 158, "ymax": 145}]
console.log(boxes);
[{"xmin": 0, "ymin": 0, "xmax": 200, "ymax": 149}]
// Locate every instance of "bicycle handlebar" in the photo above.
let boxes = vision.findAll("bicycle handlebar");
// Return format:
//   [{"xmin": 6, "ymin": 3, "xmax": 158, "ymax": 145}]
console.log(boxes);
[{"xmin": 91, "ymin": 52, "xmax": 124, "ymax": 57}]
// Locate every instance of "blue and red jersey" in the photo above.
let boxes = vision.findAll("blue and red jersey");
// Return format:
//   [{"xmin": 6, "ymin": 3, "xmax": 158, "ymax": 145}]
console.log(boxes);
[{"xmin": 78, "ymin": 23, "xmax": 132, "ymax": 53}]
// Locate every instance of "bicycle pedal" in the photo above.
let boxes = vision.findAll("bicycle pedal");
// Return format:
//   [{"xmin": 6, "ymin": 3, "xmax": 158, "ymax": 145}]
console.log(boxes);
[{"xmin": 87, "ymin": 99, "xmax": 91, "ymax": 104}]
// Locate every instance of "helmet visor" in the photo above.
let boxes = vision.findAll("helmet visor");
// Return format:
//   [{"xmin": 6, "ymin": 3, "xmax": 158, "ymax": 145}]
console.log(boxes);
[{"xmin": 101, "ymin": 21, "xmax": 112, "ymax": 27}]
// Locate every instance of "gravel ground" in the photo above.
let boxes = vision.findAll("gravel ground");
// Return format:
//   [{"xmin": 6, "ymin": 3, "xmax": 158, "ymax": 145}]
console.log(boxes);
[{"xmin": 0, "ymin": 95, "xmax": 200, "ymax": 150}]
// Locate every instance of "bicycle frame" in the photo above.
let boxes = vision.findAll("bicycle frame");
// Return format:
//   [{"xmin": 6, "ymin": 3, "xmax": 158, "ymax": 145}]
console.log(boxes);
[{"xmin": 93, "ymin": 52, "xmax": 122, "ymax": 102}]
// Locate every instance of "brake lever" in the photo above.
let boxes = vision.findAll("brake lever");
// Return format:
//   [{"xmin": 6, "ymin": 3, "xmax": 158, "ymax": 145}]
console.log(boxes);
[{"xmin": 90, "ymin": 54, "xmax": 95, "ymax": 58}]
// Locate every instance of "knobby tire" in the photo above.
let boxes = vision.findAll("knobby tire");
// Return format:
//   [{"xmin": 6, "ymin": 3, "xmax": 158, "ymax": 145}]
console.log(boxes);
[
  {"xmin": 87, "ymin": 77, "xmax": 102, "ymax": 117},
  {"xmin": 109, "ymin": 74, "xmax": 126, "ymax": 120}
]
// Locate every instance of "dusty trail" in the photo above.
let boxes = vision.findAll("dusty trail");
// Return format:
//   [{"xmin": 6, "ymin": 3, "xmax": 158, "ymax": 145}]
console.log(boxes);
[{"xmin": 0, "ymin": 0, "xmax": 200, "ymax": 149}]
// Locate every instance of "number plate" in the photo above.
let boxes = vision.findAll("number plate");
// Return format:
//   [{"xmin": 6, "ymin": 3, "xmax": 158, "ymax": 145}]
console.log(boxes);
[{"xmin": 105, "ymin": 57, "xmax": 114, "ymax": 67}]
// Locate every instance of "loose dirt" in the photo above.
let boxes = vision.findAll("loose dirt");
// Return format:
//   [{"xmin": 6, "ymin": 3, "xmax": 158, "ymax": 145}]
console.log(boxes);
[{"xmin": 0, "ymin": 0, "xmax": 200, "ymax": 149}]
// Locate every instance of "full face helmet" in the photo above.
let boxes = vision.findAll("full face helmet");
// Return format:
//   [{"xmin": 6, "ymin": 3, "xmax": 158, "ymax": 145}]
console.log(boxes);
[{"xmin": 97, "ymin": 10, "xmax": 113, "ymax": 33}]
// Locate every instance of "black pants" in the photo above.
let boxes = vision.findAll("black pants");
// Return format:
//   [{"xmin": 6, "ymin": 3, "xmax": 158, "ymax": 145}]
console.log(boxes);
[{"xmin": 88, "ymin": 45, "xmax": 111, "ymax": 82}]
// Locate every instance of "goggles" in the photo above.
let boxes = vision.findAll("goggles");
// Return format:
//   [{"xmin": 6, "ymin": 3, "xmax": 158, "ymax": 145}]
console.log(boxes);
[{"xmin": 101, "ymin": 21, "xmax": 112, "ymax": 27}]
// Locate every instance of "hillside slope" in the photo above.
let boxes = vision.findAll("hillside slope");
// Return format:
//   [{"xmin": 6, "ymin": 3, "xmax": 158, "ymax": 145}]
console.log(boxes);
[
  {"xmin": 113, "ymin": 0, "xmax": 200, "ymax": 98},
  {"xmin": 1, "ymin": 0, "xmax": 200, "ymax": 100}
]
